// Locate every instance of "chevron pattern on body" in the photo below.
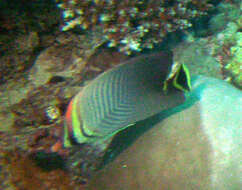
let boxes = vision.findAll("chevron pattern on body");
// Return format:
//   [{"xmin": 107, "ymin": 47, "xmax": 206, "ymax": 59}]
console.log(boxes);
[{"xmin": 75, "ymin": 52, "xmax": 186, "ymax": 137}]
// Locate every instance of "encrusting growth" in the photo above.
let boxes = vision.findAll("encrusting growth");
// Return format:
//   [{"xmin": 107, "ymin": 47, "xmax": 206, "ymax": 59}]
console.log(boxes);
[{"xmin": 57, "ymin": 0, "xmax": 213, "ymax": 54}]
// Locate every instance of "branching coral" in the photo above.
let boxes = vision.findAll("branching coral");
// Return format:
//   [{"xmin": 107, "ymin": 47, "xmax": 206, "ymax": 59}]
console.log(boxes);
[{"xmin": 57, "ymin": 0, "xmax": 213, "ymax": 54}]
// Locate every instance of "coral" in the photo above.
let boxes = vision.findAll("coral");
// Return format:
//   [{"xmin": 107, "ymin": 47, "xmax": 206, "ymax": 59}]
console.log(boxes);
[
  {"xmin": 173, "ymin": 38, "xmax": 223, "ymax": 79},
  {"xmin": 0, "ymin": 0, "xmax": 61, "ymax": 84},
  {"xmin": 57, "ymin": 0, "xmax": 213, "ymax": 54},
  {"xmin": 0, "ymin": 149, "xmax": 87, "ymax": 190},
  {"xmin": 0, "ymin": 0, "xmax": 60, "ymax": 34},
  {"xmin": 224, "ymin": 31, "xmax": 242, "ymax": 87},
  {"xmin": 10, "ymin": 86, "xmax": 66, "ymax": 128},
  {"xmin": 209, "ymin": 1, "xmax": 241, "ymax": 33},
  {"xmin": 209, "ymin": 1, "xmax": 242, "ymax": 88}
]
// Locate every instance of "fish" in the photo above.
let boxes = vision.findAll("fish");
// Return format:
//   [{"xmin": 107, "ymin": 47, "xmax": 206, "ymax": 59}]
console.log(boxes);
[
  {"xmin": 51, "ymin": 52, "xmax": 191, "ymax": 178},
  {"xmin": 63, "ymin": 52, "xmax": 191, "ymax": 149},
  {"xmin": 87, "ymin": 75, "xmax": 242, "ymax": 190}
]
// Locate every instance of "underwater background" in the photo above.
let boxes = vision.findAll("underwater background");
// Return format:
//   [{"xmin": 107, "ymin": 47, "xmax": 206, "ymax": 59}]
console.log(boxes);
[{"xmin": 0, "ymin": 0, "xmax": 241, "ymax": 189}]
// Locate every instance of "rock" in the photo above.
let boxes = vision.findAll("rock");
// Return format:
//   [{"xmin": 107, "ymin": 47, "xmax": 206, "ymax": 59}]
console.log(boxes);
[
  {"xmin": 14, "ymin": 32, "xmax": 39, "ymax": 53},
  {"xmin": 87, "ymin": 76, "xmax": 242, "ymax": 190},
  {"xmin": 28, "ymin": 32, "xmax": 104, "ymax": 88},
  {"xmin": 174, "ymin": 39, "xmax": 222, "ymax": 79},
  {"xmin": 0, "ymin": 112, "xmax": 15, "ymax": 132}
]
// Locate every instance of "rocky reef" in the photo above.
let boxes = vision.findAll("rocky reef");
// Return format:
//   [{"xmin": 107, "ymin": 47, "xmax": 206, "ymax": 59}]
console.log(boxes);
[
  {"xmin": 0, "ymin": 0, "xmax": 241, "ymax": 189},
  {"xmin": 58, "ymin": 0, "xmax": 214, "ymax": 54}
]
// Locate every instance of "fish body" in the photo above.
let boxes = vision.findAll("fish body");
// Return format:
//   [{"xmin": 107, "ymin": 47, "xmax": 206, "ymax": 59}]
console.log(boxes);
[{"xmin": 63, "ymin": 52, "xmax": 190, "ymax": 147}]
